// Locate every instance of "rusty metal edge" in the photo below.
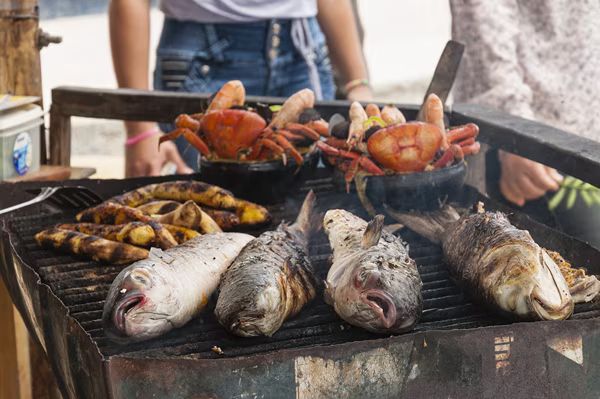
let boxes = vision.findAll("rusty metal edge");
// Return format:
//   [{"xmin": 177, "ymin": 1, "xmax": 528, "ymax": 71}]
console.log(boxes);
[{"xmin": 0, "ymin": 218, "xmax": 109, "ymax": 399}]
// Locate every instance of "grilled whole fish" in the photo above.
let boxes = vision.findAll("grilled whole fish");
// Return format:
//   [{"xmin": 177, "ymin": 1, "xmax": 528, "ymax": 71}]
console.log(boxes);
[
  {"xmin": 103, "ymin": 232, "xmax": 253, "ymax": 341},
  {"xmin": 215, "ymin": 191, "xmax": 319, "ymax": 337},
  {"xmin": 109, "ymin": 181, "xmax": 271, "ymax": 227},
  {"xmin": 323, "ymin": 210, "xmax": 423, "ymax": 333},
  {"xmin": 35, "ymin": 228, "xmax": 149, "ymax": 264},
  {"xmin": 387, "ymin": 204, "xmax": 574, "ymax": 320}
]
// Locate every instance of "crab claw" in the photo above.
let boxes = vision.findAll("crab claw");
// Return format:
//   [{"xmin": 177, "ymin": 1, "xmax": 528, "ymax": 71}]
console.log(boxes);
[
  {"xmin": 433, "ymin": 144, "xmax": 464, "ymax": 169},
  {"xmin": 159, "ymin": 127, "xmax": 210, "ymax": 156}
]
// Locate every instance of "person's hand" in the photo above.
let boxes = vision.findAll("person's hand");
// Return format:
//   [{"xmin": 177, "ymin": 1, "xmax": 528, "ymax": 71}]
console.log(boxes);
[
  {"xmin": 346, "ymin": 85, "xmax": 374, "ymax": 102},
  {"xmin": 125, "ymin": 122, "xmax": 193, "ymax": 177},
  {"xmin": 499, "ymin": 151, "xmax": 563, "ymax": 206}
]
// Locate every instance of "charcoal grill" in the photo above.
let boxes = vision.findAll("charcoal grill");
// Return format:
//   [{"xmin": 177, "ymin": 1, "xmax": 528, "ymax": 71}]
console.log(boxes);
[{"xmin": 3, "ymin": 88, "xmax": 600, "ymax": 398}]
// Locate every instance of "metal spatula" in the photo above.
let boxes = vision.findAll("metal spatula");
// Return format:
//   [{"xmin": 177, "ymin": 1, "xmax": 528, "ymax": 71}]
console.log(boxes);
[{"xmin": 0, "ymin": 186, "xmax": 104, "ymax": 216}]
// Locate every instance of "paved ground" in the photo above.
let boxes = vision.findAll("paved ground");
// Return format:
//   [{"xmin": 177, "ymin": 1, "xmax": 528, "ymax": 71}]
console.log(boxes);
[{"xmin": 39, "ymin": 1, "xmax": 451, "ymax": 178}]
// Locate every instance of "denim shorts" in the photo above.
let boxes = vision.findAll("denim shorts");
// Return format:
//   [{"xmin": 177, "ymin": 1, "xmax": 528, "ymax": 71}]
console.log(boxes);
[{"xmin": 153, "ymin": 17, "xmax": 336, "ymax": 168}]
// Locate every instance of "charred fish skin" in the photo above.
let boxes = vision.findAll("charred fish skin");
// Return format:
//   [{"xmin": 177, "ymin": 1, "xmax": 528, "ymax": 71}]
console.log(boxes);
[
  {"xmin": 387, "ymin": 205, "xmax": 574, "ymax": 321},
  {"xmin": 443, "ymin": 211, "xmax": 573, "ymax": 320},
  {"xmin": 103, "ymin": 232, "xmax": 253, "ymax": 342},
  {"xmin": 215, "ymin": 191, "xmax": 319, "ymax": 337},
  {"xmin": 324, "ymin": 210, "xmax": 423, "ymax": 334}
]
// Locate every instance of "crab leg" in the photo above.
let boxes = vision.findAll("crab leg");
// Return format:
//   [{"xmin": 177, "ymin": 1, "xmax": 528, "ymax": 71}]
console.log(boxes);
[
  {"xmin": 344, "ymin": 157, "xmax": 361, "ymax": 192},
  {"xmin": 158, "ymin": 128, "xmax": 211, "ymax": 156},
  {"xmin": 433, "ymin": 144, "xmax": 464, "ymax": 169},
  {"xmin": 175, "ymin": 114, "xmax": 201, "ymax": 132},
  {"xmin": 261, "ymin": 138, "xmax": 287, "ymax": 165},
  {"xmin": 456, "ymin": 137, "xmax": 475, "ymax": 147},
  {"xmin": 447, "ymin": 123, "xmax": 479, "ymax": 143},
  {"xmin": 284, "ymin": 123, "xmax": 321, "ymax": 141},
  {"xmin": 462, "ymin": 142, "xmax": 481, "ymax": 156},
  {"xmin": 273, "ymin": 134, "xmax": 304, "ymax": 166},
  {"xmin": 304, "ymin": 119, "xmax": 330, "ymax": 136},
  {"xmin": 317, "ymin": 141, "xmax": 384, "ymax": 175},
  {"xmin": 278, "ymin": 129, "xmax": 306, "ymax": 142}
]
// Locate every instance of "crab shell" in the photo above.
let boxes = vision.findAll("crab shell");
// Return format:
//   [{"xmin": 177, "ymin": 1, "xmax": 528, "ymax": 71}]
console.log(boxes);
[
  {"xmin": 202, "ymin": 109, "xmax": 267, "ymax": 159},
  {"xmin": 366, "ymin": 122, "xmax": 444, "ymax": 172}
]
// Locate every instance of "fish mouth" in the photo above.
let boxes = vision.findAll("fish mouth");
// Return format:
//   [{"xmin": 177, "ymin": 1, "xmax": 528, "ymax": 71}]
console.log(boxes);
[
  {"xmin": 112, "ymin": 293, "xmax": 146, "ymax": 335},
  {"xmin": 529, "ymin": 287, "xmax": 573, "ymax": 321},
  {"xmin": 360, "ymin": 289, "xmax": 397, "ymax": 329}
]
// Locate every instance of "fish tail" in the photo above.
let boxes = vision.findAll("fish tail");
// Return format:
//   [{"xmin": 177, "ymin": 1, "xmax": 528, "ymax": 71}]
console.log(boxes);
[
  {"xmin": 384, "ymin": 205, "xmax": 460, "ymax": 244},
  {"xmin": 292, "ymin": 190, "xmax": 320, "ymax": 239}
]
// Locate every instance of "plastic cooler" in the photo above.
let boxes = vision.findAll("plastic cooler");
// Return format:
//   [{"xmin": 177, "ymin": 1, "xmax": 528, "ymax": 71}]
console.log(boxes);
[{"xmin": 0, "ymin": 101, "xmax": 44, "ymax": 179}]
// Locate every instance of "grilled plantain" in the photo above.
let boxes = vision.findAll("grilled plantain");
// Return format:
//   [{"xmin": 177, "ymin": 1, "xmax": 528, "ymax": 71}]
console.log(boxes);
[
  {"xmin": 136, "ymin": 200, "xmax": 181, "ymax": 215},
  {"xmin": 110, "ymin": 181, "xmax": 271, "ymax": 227},
  {"xmin": 57, "ymin": 222, "xmax": 156, "ymax": 247},
  {"xmin": 35, "ymin": 228, "xmax": 149, "ymax": 265},
  {"xmin": 153, "ymin": 200, "xmax": 222, "ymax": 234},
  {"xmin": 76, "ymin": 203, "xmax": 177, "ymax": 249},
  {"xmin": 163, "ymin": 224, "xmax": 201, "ymax": 244},
  {"xmin": 203, "ymin": 208, "xmax": 241, "ymax": 231},
  {"xmin": 137, "ymin": 200, "xmax": 241, "ymax": 231}
]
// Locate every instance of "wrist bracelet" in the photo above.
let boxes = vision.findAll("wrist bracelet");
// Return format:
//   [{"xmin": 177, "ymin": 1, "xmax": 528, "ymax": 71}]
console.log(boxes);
[
  {"xmin": 344, "ymin": 78, "xmax": 370, "ymax": 94},
  {"xmin": 125, "ymin": 129, "xmax": 159, "ymax": 147}
]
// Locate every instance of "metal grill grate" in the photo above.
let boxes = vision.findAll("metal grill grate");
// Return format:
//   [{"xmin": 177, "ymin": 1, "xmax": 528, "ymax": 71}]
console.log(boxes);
[{"xmin": 7, "ymin": 178, "xmax": 600, "ymax": 361}]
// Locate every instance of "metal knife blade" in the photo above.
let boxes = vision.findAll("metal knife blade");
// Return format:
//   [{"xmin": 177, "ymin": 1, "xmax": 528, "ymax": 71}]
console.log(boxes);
[{"xmin": 416, "ymin": 40, "xmax": 465, "ymax": 121}]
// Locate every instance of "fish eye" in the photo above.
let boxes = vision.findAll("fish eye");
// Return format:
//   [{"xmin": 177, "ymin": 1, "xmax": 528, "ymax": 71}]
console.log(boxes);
[{"xmin": 129, "ymin": 269, "xmax": 151, "ymax": 286}]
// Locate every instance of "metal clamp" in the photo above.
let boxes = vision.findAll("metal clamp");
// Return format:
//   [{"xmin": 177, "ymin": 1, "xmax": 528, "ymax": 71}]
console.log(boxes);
[{"xmin": 37, "ymin": 29, "xmax": 62, "ymax": 49}]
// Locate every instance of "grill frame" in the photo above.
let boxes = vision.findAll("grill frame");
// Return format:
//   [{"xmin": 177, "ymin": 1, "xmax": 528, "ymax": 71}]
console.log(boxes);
[
  {"xmin": 2, "ymin": 92, "xmax": 600, "ymax": 397},
  {"xmin": 2, "ymin": 173, "xmax": 600, "ymax": 399}
]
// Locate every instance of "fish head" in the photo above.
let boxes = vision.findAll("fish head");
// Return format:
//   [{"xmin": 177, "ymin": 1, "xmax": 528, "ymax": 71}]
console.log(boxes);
[
  {"xmin": 333, "ymin": 264, "xmax": 420, "ymax": 333},
  {"xmin": 493, "ymin": 247, "xmax": 573, "ymax": 320},
  {"xmin": 103, "ymin": 263, "xmax": 180, "ymax": 341}
]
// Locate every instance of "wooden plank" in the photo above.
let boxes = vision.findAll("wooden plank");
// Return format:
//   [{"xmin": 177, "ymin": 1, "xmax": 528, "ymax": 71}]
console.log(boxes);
[
  {"xmin": 452, "ymin": 103, "xmax": 600, "ymax": 187},
  {"xmin": 48, "ymin": 105, "xmax": 71, "ymax": 166},
  {"xmin": 50, "ymin": 86, "xmax": 359, "ymax": 123}
]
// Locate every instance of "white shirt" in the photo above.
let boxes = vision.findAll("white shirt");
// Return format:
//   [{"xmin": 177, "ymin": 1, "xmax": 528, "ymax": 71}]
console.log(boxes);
[
  {"xmin": 160, "ymin": 0, "xmax": 318, "ymax": 23},
  {"xmin": 450, "ymin": 0, "xmax": 600, "ymax": 142}
]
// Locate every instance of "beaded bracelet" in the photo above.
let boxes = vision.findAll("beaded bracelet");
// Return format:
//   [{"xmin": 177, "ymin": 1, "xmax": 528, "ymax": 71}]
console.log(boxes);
[
  {"xmin": 344, "ymin": 78, "xmax": 370, "ymax": 94},
  {"xmin": 125, "ymin": 129, "xmax": 159, "ymax": 147}
]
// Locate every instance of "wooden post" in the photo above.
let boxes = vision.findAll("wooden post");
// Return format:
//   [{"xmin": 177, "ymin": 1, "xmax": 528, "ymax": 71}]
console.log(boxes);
[
  {"xmin": 49, "ymin": 104, "xmax": 71, "ymax": 166},
  {"xmin": 0, "ymin": 1, "xmax": 61, "ymax": 398}
]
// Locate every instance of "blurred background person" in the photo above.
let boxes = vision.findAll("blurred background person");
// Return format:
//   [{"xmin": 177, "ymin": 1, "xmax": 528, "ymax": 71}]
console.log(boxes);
[
  {"xmin": 450, "ymin": 0, "xmax": 600, "ymax": 248},
  {"xmin": 109, "ymin": 0, "xmax": 372, "ymax": 176}
]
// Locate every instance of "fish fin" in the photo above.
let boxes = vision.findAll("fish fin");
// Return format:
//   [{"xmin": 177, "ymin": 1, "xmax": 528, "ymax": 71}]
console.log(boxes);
[
  {"xmin": 292, "ymin": 190, "xmax": 321, "ymax": 238},
  {"xmin": 149, "ymin": 247, "xmax": 175, "ymax": 264},
  {"xmin": 383, "ymin": 223, "xmax": 404, "ymax": 235},
  {"xmin": 383, "ymin": 204, "xmax": 460, "ymax": 245},
  {"xmin": 361, "ymin": 215, "xmax": 385, "ymax": 249}
]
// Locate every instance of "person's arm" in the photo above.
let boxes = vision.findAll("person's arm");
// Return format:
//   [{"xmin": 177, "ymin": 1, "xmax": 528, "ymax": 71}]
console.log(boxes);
[
  {"xmin": 317, "ymin": 0, "xmax": 372, "ymax": 101},
  {"xmin": 450, "ymin": 0, "xmax": 562, "ymax": 206},
  {"xmin": 109, "ymin": 0, "xmax": 191, "ymax": 177}
]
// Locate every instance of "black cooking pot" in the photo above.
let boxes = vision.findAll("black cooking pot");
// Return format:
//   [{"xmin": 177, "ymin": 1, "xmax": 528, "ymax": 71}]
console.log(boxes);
[
  {"xmin": 197, "ymin": 148, "xmax": 320, "ymax": 205},
  {"xmin": 331, "ymin": 161, "xmax": 467, "ymax": 212}
]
